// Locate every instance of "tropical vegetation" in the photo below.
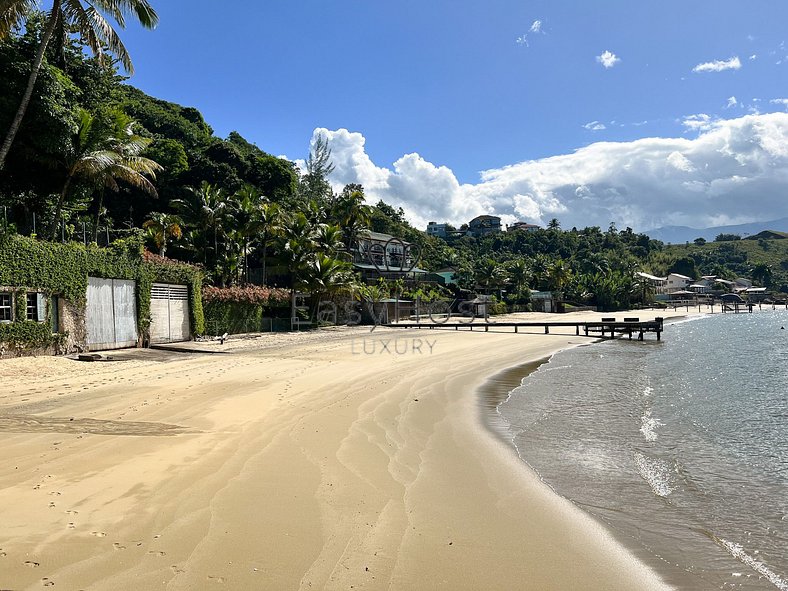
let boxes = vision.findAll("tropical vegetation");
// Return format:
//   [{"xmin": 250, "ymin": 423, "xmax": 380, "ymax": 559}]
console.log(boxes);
[{"xmin": 2, "ymin": 6, "xmax": 785, "ymax": 324}]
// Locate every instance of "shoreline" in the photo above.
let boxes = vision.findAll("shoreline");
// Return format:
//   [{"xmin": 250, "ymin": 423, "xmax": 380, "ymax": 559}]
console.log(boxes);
[
  {"xmin": 0, "ymin": 310, "xmax": 701, "ymax": 589},
  {"xmin": 477, "ymin": 308, "xmax": 788, "ymax": 590}
]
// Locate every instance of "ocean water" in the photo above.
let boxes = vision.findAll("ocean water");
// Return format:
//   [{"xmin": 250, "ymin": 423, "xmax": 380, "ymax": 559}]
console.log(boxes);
[{"xmin": 495, "ymin": 310, "xmax": 788, "ymax": 590}]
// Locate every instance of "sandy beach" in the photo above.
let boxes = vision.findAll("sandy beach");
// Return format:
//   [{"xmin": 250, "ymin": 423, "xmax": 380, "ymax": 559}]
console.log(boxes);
[{"xmin": 0, "ymin": 309, "xmax": 699, "ymax": 590}]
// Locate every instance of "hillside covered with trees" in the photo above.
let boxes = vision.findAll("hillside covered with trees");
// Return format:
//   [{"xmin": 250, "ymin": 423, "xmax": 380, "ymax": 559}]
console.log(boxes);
[{"xmin": 2, "ymin": 8, "xmax": 785, "ymax": 314}]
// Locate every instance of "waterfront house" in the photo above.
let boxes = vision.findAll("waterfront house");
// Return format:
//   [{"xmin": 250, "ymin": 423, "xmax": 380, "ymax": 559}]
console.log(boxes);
[
  {"xmin": 665, "ymin": 273, "xmax": 692, "ymax": 293},
  {"xmin": 426, "ymin": 222, "xmax": 449, "ymax": 238},
  {"xmin": 507, "ymin": 222, "xmax": 541, "ymax": 233},
  {"xmin": 467, "ymin": 215, "xmax": 502, "ymax": 237},
  {"xmin": 689, "ymin": 279, "xmax": 714, "ymax": 294},
  {"xmin": 353, "ymin": 231, "xmax": 427, "ymax": 284},
  {"xmin": 636, "ymin": 272, "xmax": 668, "ymax": 295}
]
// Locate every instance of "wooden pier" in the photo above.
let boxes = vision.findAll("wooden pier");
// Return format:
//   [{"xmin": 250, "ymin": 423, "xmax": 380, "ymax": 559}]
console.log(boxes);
[{"xmin": 388, "ymin": 317, "xmax": 664, "ymax": 341}]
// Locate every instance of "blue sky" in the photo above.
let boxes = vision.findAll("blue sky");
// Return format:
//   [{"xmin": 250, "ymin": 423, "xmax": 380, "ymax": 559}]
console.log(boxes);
[{"xmin": 120, "ymin": 1, "xmax": 788, "ymax": 231}]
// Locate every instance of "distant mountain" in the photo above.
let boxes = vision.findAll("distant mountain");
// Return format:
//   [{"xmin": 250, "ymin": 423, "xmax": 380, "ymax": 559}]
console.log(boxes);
[{"xmin": 644, "ymin": 217, "xmax": 788, "ymax": 244}]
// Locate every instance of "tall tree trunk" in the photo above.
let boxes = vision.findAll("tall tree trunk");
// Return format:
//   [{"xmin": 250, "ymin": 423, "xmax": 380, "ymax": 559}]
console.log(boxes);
[
  {"xmin": 49, "ymin": 172, "xmax": 73, "ymax": 239},
  {"xmin": 93, "ymin": 192, "xmax": 104, "ymax": 243},
  {"xmin": 261, "ymin": 232, "xmax": 268, "ymax": 285},
  {"xmin": 243, "ymin": 239, "xmax": 249, "ymax": 284},
  {"xmin": 0, "ymin": 3, "xmax": 61, "ymax": 170},
  {"xmin": 213, "ymin": 225, "xmax": 218, "ymax": 272}
]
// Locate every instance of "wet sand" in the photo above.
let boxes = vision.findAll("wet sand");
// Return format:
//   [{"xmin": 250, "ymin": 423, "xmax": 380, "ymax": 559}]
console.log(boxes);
[{"xmin": 0, "ymin": 310, "xmax": 695, "ymax": 590}]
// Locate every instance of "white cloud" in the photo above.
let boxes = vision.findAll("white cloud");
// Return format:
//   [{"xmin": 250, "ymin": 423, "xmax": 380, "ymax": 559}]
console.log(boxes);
[
  {"xmin": 583, "ymin": 121, "xmax": 606, "ymax": 131},
  {"xmin": 749, "ymin": 54, "xmax": 758, "ymax": 60},
  {"xmin": 308, "ymin": 113, "xmax": 788, "ymax": 233},
  {"xmin": 771, "ymin": 98, "xmax": 788, "ymax": 110},
  {"xmin": 692, "ymin": 56, "xmax": 741, "ymax": 73},
  {"xmin": 726, "ymin": 96, "xmax": 738, "ymax": 108},
  {"xmin": 516, "ymin": 19, "xmax": 544, "ymax": 46},
  {"xmin": 682, "ymin": 113, "xmax": 715, "ymax": 132},
  {"xmin": 596, "ymin": 50, "xmax": 620, "ymax": 69},
  {"xmin": 666, "ymin": 151, "xmax": 696, "ymax": 172}
]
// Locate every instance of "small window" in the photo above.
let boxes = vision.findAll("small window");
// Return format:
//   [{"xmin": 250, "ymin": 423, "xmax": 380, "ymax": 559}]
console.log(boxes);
[
  {"xmin": 50, "ymin": 295, "xmax": 61, "ymax": 333},
  {"xmin": 26, "ymin": 293, "xmax": 46, "ymax": 322},
  {"xmin": 0, "ymin": 293, "xmax": 11, "ymax": 322}
]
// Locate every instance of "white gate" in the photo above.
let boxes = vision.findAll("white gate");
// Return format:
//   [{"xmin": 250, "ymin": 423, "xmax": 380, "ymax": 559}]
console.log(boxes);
[
  {"xmin": 86, "ymin": 278, "xmax": 138, "ymax": 350},
  {"xmin": 150, "ymin": 283, "xmax": 191, "ymax": 343}
]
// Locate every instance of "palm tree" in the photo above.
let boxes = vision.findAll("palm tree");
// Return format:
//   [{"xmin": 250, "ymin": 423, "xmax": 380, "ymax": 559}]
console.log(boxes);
[
  {"xmin": 751, "ymin": 263, "xmax": 773, "ymax": 287},
  {"xmin": 474, "ymin": 258, "xmax": 508, "ymax": 293},
  {"xmin": 531, "ymin": 253, "xmax": 550, "ymax": 290},
  {"xmin": 298, "ymin": 252, "xmax": 355, "ymax": 321},
  {"xmin": 314, "ymin": 223, "xmax": 345, "ymax": 257},
  {"xmin": 143, "ymin": 212, "xmax": 182, "ymax": 257},
  {"xmin": 546, "ymin": 259, "xmax": 572, "ymax": 293},
  {"xmin": 0, "ymin": 0, "xmax": 159, "ymax": 170},
  {"xmin": 253, "ymin": 202, "xmax": 280, "ymax": 285},
  {"xmin": 230, "ymin": 184, "xmax": 261, "ymax": 284},
  {"xmin": 331, "ymin": 185, "xmax": 372, "ymax": 253},
  {"xmin": 280, "ymin": 211, "xmax": 317, "ymax": 277},
  {"xmin": 49, "ymin": 108, "xmax": 161, "ymax": 239},
  {"xmin": 506, "ymin": 258, "xmax": 530, "ymax": 295},
  {"xmin": 172, "ymin": 182, "xmax": 233, "ymax": 270}
]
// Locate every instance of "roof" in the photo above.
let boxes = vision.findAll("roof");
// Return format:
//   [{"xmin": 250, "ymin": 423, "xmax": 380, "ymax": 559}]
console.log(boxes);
[
  {"xmin": 469, "ymin": 215, "xmax": 501, "ymax": 223},
  {"xmin": 353, "ymin": 263, "xmax": 427, "ymax": 274},
  {"xmin": 745, "ymin": 287, "xmax": 767, "ymax": 292},
  {"xmin": 434, "ymin": 267, "xmax": 457, "ymax": 274},
  {"xmin": 637, "ymin": 272, "xmax": 666, "ymax": 281},
  {"xmin": 667, "ymin": 273, "xmax": 692, "ymax": 280},
  {"xmin": 359, "ymin": 231, "xmax": 411, "ymax": 245}
]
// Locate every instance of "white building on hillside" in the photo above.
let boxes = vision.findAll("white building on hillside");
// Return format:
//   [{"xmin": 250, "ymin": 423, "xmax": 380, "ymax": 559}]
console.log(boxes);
[{"xmin": 666, "ymin": 273, "xmax": 692, "ymax": 293}]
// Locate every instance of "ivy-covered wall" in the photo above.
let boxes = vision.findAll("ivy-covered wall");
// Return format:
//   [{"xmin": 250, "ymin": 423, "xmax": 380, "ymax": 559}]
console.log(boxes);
[
  {"xmin": 0, "ymin": 233, "xmax": 203, "ymax": 355},
  {"xmin": 202, "ymin": 285, "xmax": 290, "ymax": 335}
]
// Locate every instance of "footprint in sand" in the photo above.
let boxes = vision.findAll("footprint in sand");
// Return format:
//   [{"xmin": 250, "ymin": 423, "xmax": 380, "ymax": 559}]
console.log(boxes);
[
  {"xmin": 207, "ymin": 575, "xmax": 225, "ymax": 583},
  {"xmin": 48, "ymin": 491, "xmax": 61, "ymax": 496},
  {"xmin": 24, "ymin": 560, "xmax": 39, "ymax": 568},
  {"xmin": 67, "ymin": 522, "xmax": 75, "ymax": 529},
  {"xmin": 0, "ymin": 549, "xmax": 6, "ymax": 557},
  {"xmin": 112, "ymin": 543, "xmax": 126, "ymax": 550},
  {"xmin": 64, "ymin": 510, "xmax": 78, "ymax": 516},
  {"xmin": 42, "ymin": 578, "xmax": 55, "ymax": 586},
  {"xmin": 170, "ymin": 565, "xmax": 185, "ymax": 574},
  {"xmin": 90, "ymin": 532, "xmax": 107, "ymax": 538},
  {"xmin": 147, "ymin": 550, "xmax": 166, "ymax": 557},
  {"xmin": 48, "ymin": 502, "xmax": 56, "ymax": 508}
]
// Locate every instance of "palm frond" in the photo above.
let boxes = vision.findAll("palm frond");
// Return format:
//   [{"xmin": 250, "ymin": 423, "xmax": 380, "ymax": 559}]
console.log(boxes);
[
  {"xmin": 92, "ymin": 0, "xmax": 158, "ymax": 29},
  {"xmin": 0, "ymin": 0, "xmax": 36, "ymax": 38}
]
